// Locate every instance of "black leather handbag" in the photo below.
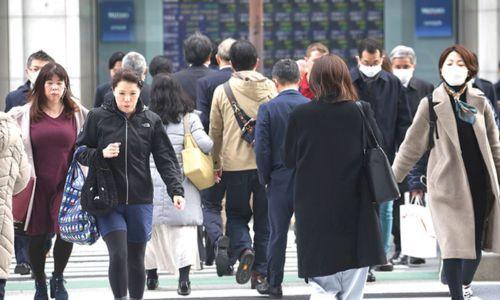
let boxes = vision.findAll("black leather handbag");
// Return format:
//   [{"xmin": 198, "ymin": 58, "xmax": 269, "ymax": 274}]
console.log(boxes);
[
  {"xmin": 81, "ymin": 157, "xmax": 118, "ymax": 217},
  {"xmin": 356, "ymin": 102, "xmax": 400, "ymax": 204}
]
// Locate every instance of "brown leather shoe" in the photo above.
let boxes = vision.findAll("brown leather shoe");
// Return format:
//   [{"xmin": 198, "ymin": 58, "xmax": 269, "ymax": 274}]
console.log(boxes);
[{"xmin": 251, "ymin": 271, "xmax": 266, "ymax": 289}]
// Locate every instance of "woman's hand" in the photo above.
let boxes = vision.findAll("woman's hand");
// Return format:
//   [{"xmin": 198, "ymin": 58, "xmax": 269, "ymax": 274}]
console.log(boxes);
[
  {"xmin": 103, "ymin": 142, "xmax": 121, "ymax": 158},
  {"xmin": 173, "ymin": 195, "xmax": 185, "ymax": 210}
]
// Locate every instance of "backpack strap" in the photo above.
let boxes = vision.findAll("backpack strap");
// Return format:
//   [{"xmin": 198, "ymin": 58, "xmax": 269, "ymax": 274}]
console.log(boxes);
[{"xmin": 427, "ymin": 93, "xmax": 439, "ymax": 151}]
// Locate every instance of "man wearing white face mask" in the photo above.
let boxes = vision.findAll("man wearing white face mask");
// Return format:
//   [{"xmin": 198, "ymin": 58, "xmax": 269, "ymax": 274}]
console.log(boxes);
[
  {"xmin": 389, "ymin": 45, "xmax": 434, "ymax": 267},
  {"xmin": 350, "ymin": 38, "xmax": 412, "ymax": 281},
  {"xmin": 5, "ymin": 50, "xmax": 54, "ymax": 112}
]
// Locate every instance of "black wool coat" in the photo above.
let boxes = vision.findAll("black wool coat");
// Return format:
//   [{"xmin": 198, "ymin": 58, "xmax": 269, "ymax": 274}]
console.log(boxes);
[{"xmin": 284, "ymin": 99, "xmax": 386, "ymax": 280}]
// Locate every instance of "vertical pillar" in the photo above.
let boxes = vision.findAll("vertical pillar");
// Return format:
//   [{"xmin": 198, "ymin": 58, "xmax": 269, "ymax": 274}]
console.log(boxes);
[
  {"xmin": 458, "ymin": 0, "xmax": 498, "ymax": 82},
  {"xmin": 249, "ymin": 0, "xmax": 264, "ymax": 73},
  {"xmin": 7, "ymin": 0, "xmax": 89, "ymax": 104}
]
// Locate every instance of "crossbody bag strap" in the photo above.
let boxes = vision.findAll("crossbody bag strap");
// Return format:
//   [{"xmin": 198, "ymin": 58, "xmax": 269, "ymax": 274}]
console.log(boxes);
[
  {"xmin": 355, "ymin": 101, "xmax": 380, "ymax": 148},
  {"xmin": 182, "ymin": 114, "xmax": 191, "ymax": 149},
  {"xmin": 223, "ymin": 82, "xmax": 252, "ymax": 129}
]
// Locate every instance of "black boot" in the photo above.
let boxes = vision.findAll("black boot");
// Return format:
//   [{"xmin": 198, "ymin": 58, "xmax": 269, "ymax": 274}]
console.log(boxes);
[
  {"xmin": 49, "ymin": 273, "xmax": 68, "ymax": 300},
  {"xmin": 146, "ymin": 269, "xmax": 159, "ymax": 290},
  {"xmin": 177, "ymin": 281, "xmax": 191, "ymax": 296},
  {"xmin": 34, "ymin": 280, "xmax": 48, "ymax": 300}
]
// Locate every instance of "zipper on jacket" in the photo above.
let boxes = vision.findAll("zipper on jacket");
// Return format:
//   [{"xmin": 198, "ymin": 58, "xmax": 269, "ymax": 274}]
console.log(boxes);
[{"xmin": 125, "ymin": 118, "xmax": 129, "ymax": 205}]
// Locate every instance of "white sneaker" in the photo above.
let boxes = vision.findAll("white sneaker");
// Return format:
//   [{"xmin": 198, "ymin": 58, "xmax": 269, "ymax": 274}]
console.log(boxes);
[{"xmin": 463, "ymin": 284, "xmax": 473, "ymax": 299}]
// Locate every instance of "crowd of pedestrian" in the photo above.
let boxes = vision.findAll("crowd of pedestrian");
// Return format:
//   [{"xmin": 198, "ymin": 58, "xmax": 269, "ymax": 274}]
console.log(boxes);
[{"xmin": 1, "ymin": 32, "xmax": 500, "ymax": 300}]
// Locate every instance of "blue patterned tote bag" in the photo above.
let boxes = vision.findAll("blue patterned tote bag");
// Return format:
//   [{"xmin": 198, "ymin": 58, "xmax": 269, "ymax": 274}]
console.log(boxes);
[{"xmin": 59, "ymin": 146, "xmax": 100, "ymax": 245}]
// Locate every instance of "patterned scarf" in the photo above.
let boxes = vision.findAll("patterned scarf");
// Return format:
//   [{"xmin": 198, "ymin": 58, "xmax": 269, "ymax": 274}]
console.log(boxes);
[{"xmin": 443, "ymin": 84, "xmax": 477, "ymax": 125}]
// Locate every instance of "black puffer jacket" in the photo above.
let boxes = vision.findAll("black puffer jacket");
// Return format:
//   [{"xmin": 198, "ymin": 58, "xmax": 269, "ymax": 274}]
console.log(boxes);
[{"xmin": 76, "ymin": 98, "xmax": 184, "ymax": 205}]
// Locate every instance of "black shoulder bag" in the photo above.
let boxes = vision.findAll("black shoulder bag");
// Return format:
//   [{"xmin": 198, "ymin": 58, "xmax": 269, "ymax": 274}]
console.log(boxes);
[
  {"xmin": 426, "ymin": 93, "xmax": 439, "ymax": 150},
  {"xmin": 81, "ymin": 154, "xmax": 118, "ymax": 217},
  {"xmin": 223, "ymin": 82, "xmax": 256, "ymax": 145},
  {"xmin": 356, "ymin": 102, "xmax": 400, "ymax": 204}
]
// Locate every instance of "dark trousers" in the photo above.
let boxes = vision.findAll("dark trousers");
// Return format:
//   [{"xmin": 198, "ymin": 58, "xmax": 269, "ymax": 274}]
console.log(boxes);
[
  {"xmin": 266, "ymin": 179, "xmax": 294, "ymax": 287},
  {"xmin": 0, "ymin": 279, "xmax": 5, "ymax": 300},
  {"xmin": 223, "ymin": 169, "xmax": 269, "ymax": 275},
  {"xmin": 14, "ymin": 233, "xmax": 30, "ymax": 264},
  {"xmin": 201, "ymin": 179, "xmax": 227, "ymax": 245},
  {"xmin": 392, "ymin": 194, "xmax": 403, "ymax": 252}
]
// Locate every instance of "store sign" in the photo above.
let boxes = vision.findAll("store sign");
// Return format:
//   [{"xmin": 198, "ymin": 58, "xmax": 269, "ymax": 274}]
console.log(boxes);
[
  {"xmin": 415, "ymin": 0, "xmax": 452, "ymax": 37},
  {"xmin": 101, "ymin": 1, "xmax": 134, "ymax": 42}
]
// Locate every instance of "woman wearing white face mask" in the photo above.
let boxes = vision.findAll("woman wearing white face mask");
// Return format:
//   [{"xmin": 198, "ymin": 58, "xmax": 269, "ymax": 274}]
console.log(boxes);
[{"xmin": 392, "ymin": 45, "xmax": 500, "ymax": 300}]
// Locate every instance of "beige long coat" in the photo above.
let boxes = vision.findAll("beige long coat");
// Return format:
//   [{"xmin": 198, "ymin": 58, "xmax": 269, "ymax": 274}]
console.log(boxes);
[
  {"xmin": 392, "ymin": 83, "xmax": 500, "ymax": 259},
  {"xmin": 0, "ymin": 113, "xmax": 30, "ymax": 279}
]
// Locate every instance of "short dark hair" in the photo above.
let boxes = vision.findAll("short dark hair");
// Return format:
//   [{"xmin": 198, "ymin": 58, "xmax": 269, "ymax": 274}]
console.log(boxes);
[
  {"xmin": 183, "ymin": 32, "xmax": 212, "ymax": 66},
  {"xmin": 438, "ymin": 44, "xmax": 478, "ymax": 79},
  {"xmin": 230, "ymin": 40, "xmax": 258, "ymax": 71},
  {"xmin": 149, "ymin": 74, "xmax": 194, "ymax": 125},
  {"xmin": 27, "ymin": 50, "xmax": 54, "ymax": 68},
  {"xmin": 108, "ymin": 51, "xmax": 125, "ymax": 70},
  {"xmin": 272, "ymin": 59, "xmax": 300, "ymax": 85},
  {"xmin": 357, "ymin": 38, "xmax": 383, "ymax": 58},
  {"xmin": 149, "ymin": 55, "xmax": 173, "ymax": 77},
  {"xmin": 112, "ymin": 69, "xmax": 143, "ymax": 90}
]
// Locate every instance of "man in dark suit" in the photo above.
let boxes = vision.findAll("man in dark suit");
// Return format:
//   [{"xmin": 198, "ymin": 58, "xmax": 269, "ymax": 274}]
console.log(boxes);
[
  {"xmin": 389, "ymin": 45, "xmax": 434, "ymax": 266},
  {"xmin": 254, "ymin": 59, "xmax": 309, "ymax": 298},
  {"xmin": 173, "ymin": 32, "xmax": 216, "ymax": 106},
  {"xmin": 195, "ymin": 38, "xmax": 236, "ymax": 274},
  {"xmin": 93, "ymin": 51, "xmax": 124, "ymax": 108},
  {"xmin": 351, "ymin": 39, "xmax": 411, "ymax": 279},
  {"xmin": 5, "ymin": 50, "xmax": 54, "ymax": 112},
  {"xmin": 197, "ymin": 38, "xmax": 235, "ymax": 131},
  {"xmin": 102, "ymin": 51, "xmax": 151, "ymax": 106}
]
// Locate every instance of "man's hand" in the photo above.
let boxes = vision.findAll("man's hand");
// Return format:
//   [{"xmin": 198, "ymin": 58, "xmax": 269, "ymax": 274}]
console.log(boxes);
[
  {"xmin": 214, "ymin": 169, "xmax": 222, "ymax": 183},
  {"xmin": 410, "ymin": 189, "xmax": 424, "ymax": 201},
  {"xmin": 173, "ymin": 195, "xmax": 185, "ymax": 210}
]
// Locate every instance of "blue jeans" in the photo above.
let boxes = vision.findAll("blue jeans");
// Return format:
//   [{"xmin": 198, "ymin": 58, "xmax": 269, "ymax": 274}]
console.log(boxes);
[
  {"xmin": 96, "ymin": 204, "xmax": 153, "ymax": 243},
  {"xmin": 223, "ymin": 170, "xmax": 269, "ymax": 276},
  {"xmin": 379, "ymin": 200, "xmax": 394, "ymax": 255},
  {"xmin": 14, "ymin": 234, "xmax": 30, "ymax": 264}
]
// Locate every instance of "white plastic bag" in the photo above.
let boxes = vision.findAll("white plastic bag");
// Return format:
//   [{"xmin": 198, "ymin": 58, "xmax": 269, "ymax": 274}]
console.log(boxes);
[{"xmin": 400, "ymin": 193, "xmax": 437, "ymax": 258}]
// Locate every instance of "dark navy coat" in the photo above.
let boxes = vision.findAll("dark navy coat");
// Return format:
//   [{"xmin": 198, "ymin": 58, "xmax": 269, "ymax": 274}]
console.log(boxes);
[
  {"xmin": 351, "ymin": 67, "xmax": 412, "ymax": 162},
  {"xmin": 254, "ymin": 89, "xmax": 309, "ymax": 202},
  {"xmin": 93, "ymin": 82, "xmax": 112, "ymax": 108},
  {"xmin": 5, "ymin": 81, "xmax": 30, "ymax": 112},
  {"xmin": 173, "ymin": 65, "xmax": 215, "ymax": 107},
  {"xmin": 196, "ymin": 67, "xmax": 233, "ymax": 132}
]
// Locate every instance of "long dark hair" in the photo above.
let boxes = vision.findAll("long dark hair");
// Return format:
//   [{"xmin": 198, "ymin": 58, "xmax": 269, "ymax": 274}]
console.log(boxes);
[
  {"xmin": 309, "ymin": 54, "xmax": 358, "ymax": 102},
  {"xmin": 29, "ymin": 62, "xmax": 79, "ymax": 122},
  {"xmin": 149, "ymin": 74, "xmax": 194, "ymax": 124}
]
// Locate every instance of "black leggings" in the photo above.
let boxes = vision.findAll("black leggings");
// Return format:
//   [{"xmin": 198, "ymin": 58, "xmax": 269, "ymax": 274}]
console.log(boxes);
[
  {"xmin": 29, "ymin": 234, "xmax": 73, "ymax": 282},
  {"xmin": 103, "ymin": 231, "xmax": 146, "ymax": 299},
  {"xmin": 443, "ymin": 210, "xmax": 485, "ymax": 300}
]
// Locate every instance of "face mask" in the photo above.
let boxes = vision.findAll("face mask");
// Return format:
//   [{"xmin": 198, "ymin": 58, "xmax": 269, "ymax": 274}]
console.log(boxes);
[
  {"xmin": 393, "ymin": 68, "xmax": 414, "ymax": 87},
  {"xmin": 359, "ymin": 64, "xmax": 382, "ymax": 78},
  {"xmin": 28, "ymin": 71, "xmax": 40, "ymax": 85},
  {"xmin": 441, "ymin": 65, "xmax": 469, "ymax": 86}
]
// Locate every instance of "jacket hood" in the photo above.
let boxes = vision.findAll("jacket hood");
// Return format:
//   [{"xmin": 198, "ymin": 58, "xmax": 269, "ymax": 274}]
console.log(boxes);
[
  {"xmin": 231, "ymin": 70, "xmax": 276, "ymax": 103},
  {"xmin": 0, "ymin": 112, "xmax": 21, "ymax": 153}
]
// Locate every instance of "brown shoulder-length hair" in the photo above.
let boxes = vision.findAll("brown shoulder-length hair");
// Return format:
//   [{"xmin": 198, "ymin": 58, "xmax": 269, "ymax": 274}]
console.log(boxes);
[
  {"xmin": 438, "ymin": 44, "xmax": 478, "ymax": 79},
  {"xmin": 29, "ymin": 62, "xmax": 79, "ymax": 122},
  {"xmin": 309, "ymin": 54, "xmax": 358, "ymax": 102}
]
